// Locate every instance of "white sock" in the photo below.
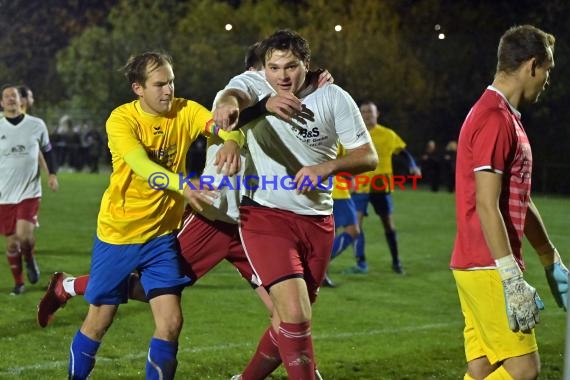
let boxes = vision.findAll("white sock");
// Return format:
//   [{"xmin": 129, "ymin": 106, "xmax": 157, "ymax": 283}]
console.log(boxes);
[{"xmin": 62, "ymin": 277, "xmax": 77, "ymax": 296}]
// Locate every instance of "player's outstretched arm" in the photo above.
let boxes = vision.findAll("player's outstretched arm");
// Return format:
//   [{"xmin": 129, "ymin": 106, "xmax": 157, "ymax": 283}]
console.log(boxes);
[
  {"xmin": 213, "ymin": 89, "xmax": 251, "ymax": 131},
  {"xmin": 525, "ymin": 198, "xmax": 568, "ymax": 310},
  {"xmin": 398, "ymin": 149, "xmax": 422, "ymax": 176}
]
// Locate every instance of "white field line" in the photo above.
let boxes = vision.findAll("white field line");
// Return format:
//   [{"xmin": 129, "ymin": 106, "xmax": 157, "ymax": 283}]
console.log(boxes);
[{"xmin": 2, "ymin": 321, "xmax": 457, "ymax": 375}]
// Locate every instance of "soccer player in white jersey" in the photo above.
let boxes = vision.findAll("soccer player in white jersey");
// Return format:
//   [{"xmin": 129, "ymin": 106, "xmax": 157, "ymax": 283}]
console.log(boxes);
[
  {"xmin": 0, "ymin": 84, "xmax": 58, "ymax": 295},
  {"xmin": 451, "ymin": 25, "xmax": 568, "ymax": 380},
  {"xmin": 214, "ymin": 29, "xmax": 378, "ymax": 379}
]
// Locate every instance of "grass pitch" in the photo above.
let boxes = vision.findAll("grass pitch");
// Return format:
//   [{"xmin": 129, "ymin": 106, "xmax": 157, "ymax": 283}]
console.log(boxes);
[{"xmin": 0, "ymin": 173, "xmax": 567, "ymax": 379}]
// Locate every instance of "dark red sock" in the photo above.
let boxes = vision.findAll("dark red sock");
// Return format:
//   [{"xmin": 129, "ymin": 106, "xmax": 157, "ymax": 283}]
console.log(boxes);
[
  {"xmin": 6, "ymin": 250, "xmax": 23, "ymax": 285},
  {"xmin": 74, "ymin": 275, "xmax": 89, "ymax": 295},
  {"xmin": 278, "ymin": 321, "xmax": 315, "ymax": 380},
  {"xmin": 242, "ymin": 326, "xmax": 281, "ymax": 380}
]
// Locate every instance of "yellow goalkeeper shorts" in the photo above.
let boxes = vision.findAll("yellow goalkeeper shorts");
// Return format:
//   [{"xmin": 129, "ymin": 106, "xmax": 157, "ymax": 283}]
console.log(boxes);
[{"xmin": 453, "ymin": 269, "xmax": 538, "ymax": 364}]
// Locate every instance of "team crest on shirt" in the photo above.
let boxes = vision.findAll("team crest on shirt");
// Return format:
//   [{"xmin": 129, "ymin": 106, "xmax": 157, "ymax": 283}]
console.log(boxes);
[
  {"xmin": 148, "ymin": 145, "xmax": 177, "ymax": 168},
  {"xmin": 152, "ymin": 126, "xmax": 163, "ymax": 135}
]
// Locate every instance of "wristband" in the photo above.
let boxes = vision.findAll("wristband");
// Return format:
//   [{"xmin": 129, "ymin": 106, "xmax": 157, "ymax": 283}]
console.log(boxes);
[{"xmin": 495, "ymin": 255, "xmax": 522, "ymax": 281}]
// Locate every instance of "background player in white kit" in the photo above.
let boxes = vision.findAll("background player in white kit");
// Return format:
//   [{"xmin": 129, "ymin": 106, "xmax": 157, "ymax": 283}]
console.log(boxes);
[{"xmin": 0, "ymin": 84, "xmax": 58, "ymax": 295}]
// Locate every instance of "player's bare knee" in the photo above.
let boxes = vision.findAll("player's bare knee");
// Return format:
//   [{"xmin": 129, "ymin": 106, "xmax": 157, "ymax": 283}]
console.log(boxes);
[
  {"xmin": 467, "ymin": 357, "xmax": 497, "ymax": 379},
  {"xmin": 277, "ymin": 303, "xmax": 311, "ymax": 323},
  {"xmin": 6, "ymin": 241, "xmax": 19, "ymax": 254},
  {"xmin": 502, "ymin": 353, "xmax": 540, "ymax": 380},
  {"xmin": 81, "ymin": 319, "xmax": 114, "ymax": 341},
  {"xmin": 507, "ymin": 362, "xmax": 540, "ymax": 380},
  {"xmin": 346, "ymin": 224, "xmax": 360, "ymax": 238},
  {"xmin": 156, "ymin": 315, "xmax": 183, "ymax": 340}
]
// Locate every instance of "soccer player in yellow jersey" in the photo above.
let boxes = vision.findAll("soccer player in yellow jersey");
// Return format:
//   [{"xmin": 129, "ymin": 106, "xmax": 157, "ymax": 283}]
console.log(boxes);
[
  {"xmin": 348, "ymin": 100, "xmax": 421, "ymax": 275},
  {"xmin": 66, "ymin": 51, "xmax": 239, "ymax": 380}
]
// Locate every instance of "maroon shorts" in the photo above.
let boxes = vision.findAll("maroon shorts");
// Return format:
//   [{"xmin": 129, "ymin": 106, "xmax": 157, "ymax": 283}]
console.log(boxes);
[
  {"xmin": 0, "ymin": 197, "xmax": 40, "ymax": 236},
  {"xmin": 239, "ymin": 205, "xmax": 334, "ymax": 303},
  {"xmin": 176, "ymin": 211, "xmax": 256, "ymax": 285}
]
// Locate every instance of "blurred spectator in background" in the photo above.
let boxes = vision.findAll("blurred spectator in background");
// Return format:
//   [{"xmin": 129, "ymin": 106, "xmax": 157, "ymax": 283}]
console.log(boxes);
[
  {"xmin": 51, "ymin": 115, "xmax": 73, "ymax": 169},
  {"xmin": 18, "ymin": 85, "xmax": 51, "ymax": 176},
  {"xmin": 0, "ymin": 84, "xmax": 58, "ymax": 295},
  {"xmin": 420, "ymin": 139, "xmax": 440, "ymax": 192},
  {"xmin": 68, "ymin": 122, "xmax": 82, "ymax": 171},
  {"xmin": 82, "ymin": 122, "xmax": 103, "ymax": 173},
  {"xmin": 18, "ymin": 85, "xmax": 34, "ymax": 112},
  {"xmin": 443, "ymin": 140, "xmax": 457, "ymax": 192}
]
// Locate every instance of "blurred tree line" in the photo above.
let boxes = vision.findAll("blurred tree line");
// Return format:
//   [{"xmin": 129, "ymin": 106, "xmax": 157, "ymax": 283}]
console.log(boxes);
[{"xmin": 0, "ymin": 0, "xmax": 568, "ymax": 193}]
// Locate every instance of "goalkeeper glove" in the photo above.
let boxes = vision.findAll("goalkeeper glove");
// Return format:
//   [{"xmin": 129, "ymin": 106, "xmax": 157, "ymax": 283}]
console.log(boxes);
[
  {"xmin": 496, "ymin": 255, "xmax": 544, "ymax": 332},
  {"xmin": 539, "ymin": 248, "xmax": 568, "ymax": 311}
]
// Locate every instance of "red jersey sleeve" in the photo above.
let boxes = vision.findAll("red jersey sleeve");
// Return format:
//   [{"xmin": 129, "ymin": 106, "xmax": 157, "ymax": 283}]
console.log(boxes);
[{"xmin": 470, "ymin": 109, "xmax": 516, "ymax": 174}]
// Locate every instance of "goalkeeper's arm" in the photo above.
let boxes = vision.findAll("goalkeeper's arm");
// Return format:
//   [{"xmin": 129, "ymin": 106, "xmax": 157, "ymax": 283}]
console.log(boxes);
[
  {"xmin": 524, "ymin": 197, "xmax": 568, "ymax": 310},
  {"xmin": 475, "ymin": 170, "xmax": 542, "ymax": 330}
]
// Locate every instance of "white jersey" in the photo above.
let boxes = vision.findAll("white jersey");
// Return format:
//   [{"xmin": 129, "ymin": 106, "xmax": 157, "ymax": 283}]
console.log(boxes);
[
  {"xmin": 223, "ymin": 73, "xmax": 371, "ymax": 215},
  {"xmin": 0, "ymin": 115, "xmax": 51, "ymax": 204},
  {"xmin": 197, "ymin": 136, "xmax": 243, "ymax": 224},
  {"xmin": 197, "ymin": 86, "xmax": 261, "ymax": 224}
]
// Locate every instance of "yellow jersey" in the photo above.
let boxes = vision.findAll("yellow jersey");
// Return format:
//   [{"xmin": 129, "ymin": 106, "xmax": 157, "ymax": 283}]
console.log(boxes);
[
  {"xmin": 332, "ymin": 145, "xmax": 351, "ymax": 199},
  {"xmin": 355, "ymin": 124, "xmax": 406, "ymax": 194},
  {"xmin": 97, "ymin": 98, "xmax": 211, "ymax": 244}
]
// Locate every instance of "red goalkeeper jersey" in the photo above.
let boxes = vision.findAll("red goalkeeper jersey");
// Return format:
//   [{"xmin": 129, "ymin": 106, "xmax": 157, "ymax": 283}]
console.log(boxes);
[{"xmin": 451, "ymin": 86, "xmax": 532, "ymax": 270}]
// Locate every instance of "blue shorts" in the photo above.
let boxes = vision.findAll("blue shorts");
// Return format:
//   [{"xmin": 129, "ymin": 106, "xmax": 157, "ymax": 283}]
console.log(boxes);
[
  {"xmin": 85, "ymin": 234, "xmax": 191, "ymax": 305},
  {"xmin": 351, "ymin": 193, "xmax": 370, "ymax": 216},
  {"xmin": 369, "ymin": 192, "xmax": 394, "ymax": 216},
  {"xmin": 333, "ymin": 198, "xmax": 358, "ymax": 228}
]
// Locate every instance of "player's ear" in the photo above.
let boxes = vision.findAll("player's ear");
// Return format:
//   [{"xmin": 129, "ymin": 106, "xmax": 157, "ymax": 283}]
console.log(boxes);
[
  {"xmin": 530, "ymin": 59, "xmax": 537, "ymax": 77},
  {"xmin": 132, "ymin": 82, "xmax": 144, "ymax": 96}
]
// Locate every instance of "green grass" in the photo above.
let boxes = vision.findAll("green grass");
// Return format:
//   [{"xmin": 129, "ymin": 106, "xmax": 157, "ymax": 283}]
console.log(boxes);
[{"xmin": 0, "ymin": 173, "xmax": 567, "ymax": 379}]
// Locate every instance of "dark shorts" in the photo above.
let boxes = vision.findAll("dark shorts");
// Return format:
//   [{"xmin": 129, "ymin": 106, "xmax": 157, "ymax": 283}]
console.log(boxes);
[
  {"xmin": 239, "ymin": 204, "xmax": 334, "ymax": 303},
  {"xmin": 332, "ymin": 198, "xmax": 358, "ymax": 228},
  {"xmin": 369, "ymin": 192, "xmax": 394, "ymax": 216},
  {"xmin": 177, "ymin": 212, "xmax": 257, "ymax": 285},
  {"xmin": 0, "ymin": 197, "xmax": 40, "ymax": 235},
  {"xmin": 351, "ymin": 192, "xmax": 394, "ymax": 217},
  {"xmin": 351, "ymin": 192, "xmax": 370, "ymax": 216}
]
